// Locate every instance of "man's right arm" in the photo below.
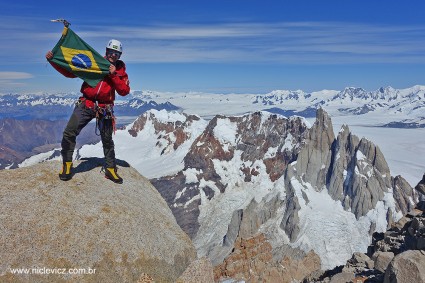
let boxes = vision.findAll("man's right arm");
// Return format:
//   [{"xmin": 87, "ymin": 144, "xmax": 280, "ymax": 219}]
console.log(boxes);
[{"xmin": 46, "ymin": 50, "xmax": 76, "ymax": 78}]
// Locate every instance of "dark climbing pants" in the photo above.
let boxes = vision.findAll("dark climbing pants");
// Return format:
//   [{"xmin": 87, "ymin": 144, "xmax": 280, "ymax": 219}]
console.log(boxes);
[{"xmin": 61, "ymin": 103, "xmax": 116, "ymax": 168}]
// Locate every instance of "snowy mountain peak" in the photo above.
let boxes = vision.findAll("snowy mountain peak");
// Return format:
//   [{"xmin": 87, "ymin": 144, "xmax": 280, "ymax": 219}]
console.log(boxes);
[
  {"xmin": 333, "ymin": 87, "xmax": 367, "ymax": 100},
  {"xmin": 252, "ymin": 89, "xmax": 309, "ymax": 105}
]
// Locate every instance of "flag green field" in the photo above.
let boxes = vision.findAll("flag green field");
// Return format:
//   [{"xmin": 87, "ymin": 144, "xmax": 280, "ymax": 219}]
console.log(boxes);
[{"xmin": 50, "ymin": 27, "xmax": 110, "ymax": 87}]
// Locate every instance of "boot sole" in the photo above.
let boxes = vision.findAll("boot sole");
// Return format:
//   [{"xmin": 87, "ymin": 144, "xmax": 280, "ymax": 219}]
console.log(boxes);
[
  {"xmin": 59, "ymin": 176, "xmax": 72, "ymax": 181},
  {"xmin": 105, "ymin": 175, "xmax": 123, "ymax": 184}
]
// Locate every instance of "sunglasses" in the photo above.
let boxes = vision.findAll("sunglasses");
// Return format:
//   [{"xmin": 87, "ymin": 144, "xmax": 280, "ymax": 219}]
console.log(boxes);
[{"xmin": 106, "ymin": 50, "xmax": 121, "ymax": 57}]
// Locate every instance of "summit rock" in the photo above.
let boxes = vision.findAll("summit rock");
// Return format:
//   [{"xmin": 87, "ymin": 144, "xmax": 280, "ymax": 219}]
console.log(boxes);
[{"xmin": 0, "ymin": 159, "xmax": 196, "ymax": 282}]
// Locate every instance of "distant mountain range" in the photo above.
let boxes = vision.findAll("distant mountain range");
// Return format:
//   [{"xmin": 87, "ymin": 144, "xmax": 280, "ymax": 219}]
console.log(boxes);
[
  {"xmin": 136, "ymin": 85, "xmax": 424, "ymax": 128},
  {"xmin": 1, "ymin": 85, "xmax": 424, "ymax": 127},
  {"xmin": 253, "ymin": 86, "xmax": 424, "ymax": 127},
  {"xmin": 0, "ymin": 92, "xmax": 179, "ymax": 120}
]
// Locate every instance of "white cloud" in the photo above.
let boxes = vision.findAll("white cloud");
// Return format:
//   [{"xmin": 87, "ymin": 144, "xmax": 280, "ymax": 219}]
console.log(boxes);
[
  {"xmin": 0, "ymin": 72, "xmax": 33, "ymax": 79},
  {"xmin": 82, "ymin": 22, "xmax": 425, "ymax": 64},
  {"xmin": 2, "ymin": 17, "xmax": 425, "ymax": 65},
  {"xmin": 0, "ymin": 72, "xmax": 33, "ymax": 91}
]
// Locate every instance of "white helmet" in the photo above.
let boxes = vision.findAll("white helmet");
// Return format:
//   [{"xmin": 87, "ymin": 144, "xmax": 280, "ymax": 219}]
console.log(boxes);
[{"xmin": 106, "ymin": 39, "xmax": 123, "ymax": 53}]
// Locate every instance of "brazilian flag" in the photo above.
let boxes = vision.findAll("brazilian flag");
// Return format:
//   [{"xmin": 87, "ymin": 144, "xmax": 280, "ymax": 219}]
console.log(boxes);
[{"xmin": 50, "ymin": 27, "xmax": 110, "ymax": 87}]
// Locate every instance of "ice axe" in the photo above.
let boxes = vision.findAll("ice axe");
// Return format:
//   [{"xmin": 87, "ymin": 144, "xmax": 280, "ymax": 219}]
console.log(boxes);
[{"xmin": 50, "ymin": 18, "xmax": 70, "ymax": 27}]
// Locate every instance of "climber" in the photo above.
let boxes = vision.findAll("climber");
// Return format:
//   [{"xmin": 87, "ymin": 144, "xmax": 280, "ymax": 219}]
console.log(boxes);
[{"xmin": 46, "ymin": 39, "xmax": 130, "ymax": 184}]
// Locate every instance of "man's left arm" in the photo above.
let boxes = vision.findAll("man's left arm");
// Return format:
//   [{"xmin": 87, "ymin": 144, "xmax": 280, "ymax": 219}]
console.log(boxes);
[{"xmin": 111, "ymin": 61, "xmax": 130, "ymax": 96}]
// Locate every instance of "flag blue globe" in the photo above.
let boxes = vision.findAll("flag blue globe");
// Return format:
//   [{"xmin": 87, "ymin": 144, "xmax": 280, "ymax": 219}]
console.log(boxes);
[{"xmin": 71, "ymin": 54, "xmax": 92, "ymax": 69}]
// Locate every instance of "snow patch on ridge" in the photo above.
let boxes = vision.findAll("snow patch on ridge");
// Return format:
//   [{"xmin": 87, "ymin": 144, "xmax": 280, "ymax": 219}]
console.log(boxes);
[
  {"xmin": 213, "ymin": 118, "xmax": 238, "ymax": 145},
  {"xmin": 18, "ymin": 149, "xmax": 60, "ymax": 168},
  {"xmin": 184, "ymin": 168, "xmax": 201, "ymax": 184}
]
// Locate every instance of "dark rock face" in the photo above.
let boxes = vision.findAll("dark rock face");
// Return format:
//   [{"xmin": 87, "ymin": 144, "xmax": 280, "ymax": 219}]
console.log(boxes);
[
  {"xmin": 329, "ymin": 132, "xmax": 391, "ymax": 219},
  {"xmin": 151, "ymin": 172, "xmax": 202, "ymax": 240},
  {"xmin": 392, "ymin": 175, "xmax": 420, "ymax": 215},
  {"xmin": 280, "ymin": 180, "xmax": 302, "ymax": 242},
  {"xmin": 293, "ymin": 108, "xmax": 335, "ymax": 190},
  {"xmin": 0, "ymin": 145, "xmax": 26, "ymax": 169},
  {"xmin": 415, "ymin": 174, "xmax": 425, "ymax": 196}
]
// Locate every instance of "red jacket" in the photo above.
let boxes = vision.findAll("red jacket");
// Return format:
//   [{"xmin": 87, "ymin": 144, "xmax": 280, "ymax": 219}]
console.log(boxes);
[{"xmin": 49, "ymin": 59, "xmax": 130, "ymax": 108}]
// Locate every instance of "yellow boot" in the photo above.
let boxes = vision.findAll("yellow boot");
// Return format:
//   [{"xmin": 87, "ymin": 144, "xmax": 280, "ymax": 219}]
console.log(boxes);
[
  {"xmin": 59, "ymin": 161, "xmax": 73, "ymax": 181},
  {"xmin": 105, "ymin": 167, "xmax": 123, "ymax": 184}
]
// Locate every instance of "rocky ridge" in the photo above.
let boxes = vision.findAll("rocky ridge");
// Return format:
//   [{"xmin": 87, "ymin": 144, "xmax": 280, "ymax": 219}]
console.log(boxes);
[
  {"xmin": 0, "ymin": 159, "xmax": 198, "ymax": 283},
  {"xmin": 214, "ymin": 234, "xmax": 321, "ymax": 283}
]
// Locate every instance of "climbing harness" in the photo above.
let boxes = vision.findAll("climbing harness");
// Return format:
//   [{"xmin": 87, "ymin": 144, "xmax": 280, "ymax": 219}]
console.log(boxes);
[
  {"xmin": 95, "ymin": 103, "xmax": 116, "ymax": 136},
  {"xmin": 75, "ymin": 97, "xmax": 117, "ymax": 136}
]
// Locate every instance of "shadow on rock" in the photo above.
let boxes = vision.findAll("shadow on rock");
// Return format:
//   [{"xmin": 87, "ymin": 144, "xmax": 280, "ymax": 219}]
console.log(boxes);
[{"xmin": 73, "ymin": 157, "xmax": 130, "ymax": 174}]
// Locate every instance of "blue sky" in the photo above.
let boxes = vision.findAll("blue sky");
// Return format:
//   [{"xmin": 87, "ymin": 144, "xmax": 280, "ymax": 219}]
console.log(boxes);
[{"xmin": 1, "ymin": 0, "xmax": 425, "ymax": 94}]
